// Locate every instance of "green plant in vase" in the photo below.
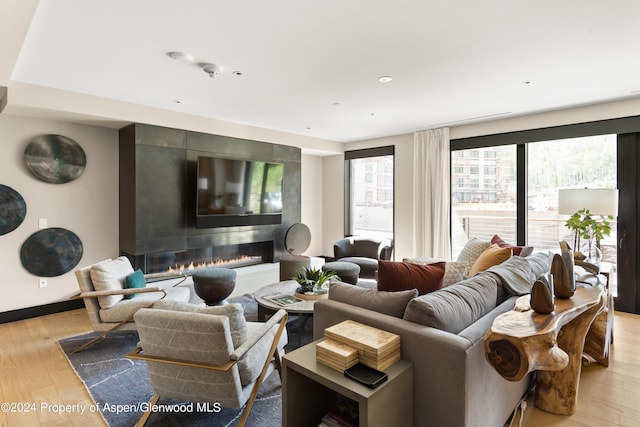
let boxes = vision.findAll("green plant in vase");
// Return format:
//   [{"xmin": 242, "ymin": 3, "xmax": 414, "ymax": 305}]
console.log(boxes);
[
  {"xmin": 565, "ymin": 208, "xmax": 613, "ymax": 263},
  {"xmin": 294, "ymin": 267, "xmax": 339, "ymax": 295}
]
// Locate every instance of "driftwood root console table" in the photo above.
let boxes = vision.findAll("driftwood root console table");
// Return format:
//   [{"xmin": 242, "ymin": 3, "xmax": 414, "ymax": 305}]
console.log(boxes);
[{"xmin": 484, "ymin": 285, "xmax": 606, "ymax": 415}]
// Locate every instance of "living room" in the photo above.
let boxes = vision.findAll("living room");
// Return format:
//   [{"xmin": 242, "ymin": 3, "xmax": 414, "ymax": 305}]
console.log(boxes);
[{"xmin": 2, "ymin": 1, "xmax": 640, "ymax": 426}]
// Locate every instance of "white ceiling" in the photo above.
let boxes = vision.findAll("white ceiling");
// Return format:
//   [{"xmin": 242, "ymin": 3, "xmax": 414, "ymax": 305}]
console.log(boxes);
[{"xmin": 6, "ymin": 0, "xmax": 640, "ymax": 143}]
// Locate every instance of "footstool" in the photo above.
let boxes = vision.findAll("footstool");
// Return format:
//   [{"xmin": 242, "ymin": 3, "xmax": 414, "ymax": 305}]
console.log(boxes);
[
  {"xmin": 192, "ymin": 267, "xmax": 236, "ymax": 306},
  {"xmin": 322, "ymin": 261, "xmax": 360, "ymax": 285}
]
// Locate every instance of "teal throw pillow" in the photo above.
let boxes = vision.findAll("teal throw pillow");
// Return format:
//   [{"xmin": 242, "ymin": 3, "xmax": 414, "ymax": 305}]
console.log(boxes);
[{"xmin": 124, "ymin": 269, "xmax": 146, "ymax": 299}]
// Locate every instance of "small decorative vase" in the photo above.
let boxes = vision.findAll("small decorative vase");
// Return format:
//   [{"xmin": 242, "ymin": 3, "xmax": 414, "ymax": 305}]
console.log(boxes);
[
  {"xmin": 579, "ymin": 241, "xmax": 602, "ymax": 265},
  {"xmin": 552, "ymin": 252, "xmax": 575, "ymax": 299},
  {"xmin": 530, "ymin": 273, "xmax": 555, "ymax": 314}
]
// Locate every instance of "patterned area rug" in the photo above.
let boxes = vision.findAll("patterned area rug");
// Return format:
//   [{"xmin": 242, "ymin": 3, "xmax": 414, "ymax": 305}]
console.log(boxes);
[{"xmin": 58, "ymin": 294, "xmax": 313, "ymax": 427}]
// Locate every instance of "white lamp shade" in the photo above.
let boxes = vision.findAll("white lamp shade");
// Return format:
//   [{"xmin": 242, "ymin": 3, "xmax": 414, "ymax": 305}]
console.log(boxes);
[{"xmin": 558, "ymin": 188, "xmax": 618, "ymax": 216}]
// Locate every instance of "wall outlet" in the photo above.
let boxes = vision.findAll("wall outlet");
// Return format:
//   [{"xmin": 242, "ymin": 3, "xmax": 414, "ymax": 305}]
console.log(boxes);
[
  {"xmin": 38, "ymin": 218, "xmax": 48, "ymax": 229},
  {"xmin": 39, "ymin": 278, "xmax": 47, "ymax": 288}
]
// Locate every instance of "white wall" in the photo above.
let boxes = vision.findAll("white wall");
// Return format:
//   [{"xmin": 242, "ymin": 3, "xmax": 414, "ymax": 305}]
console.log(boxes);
[
  {"xmin": 0, "ymin": 114, "xmax": 118, "ymax": 312},
  {"xmin": 301, "ymin": 154, "xmax": 324, "ymax": 256}
]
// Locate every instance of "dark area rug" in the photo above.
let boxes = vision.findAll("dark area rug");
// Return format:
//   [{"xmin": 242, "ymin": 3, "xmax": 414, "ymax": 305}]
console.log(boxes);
[{"xmin": 58, "ymin": 294, "xmax": 313, "ymax": 427}]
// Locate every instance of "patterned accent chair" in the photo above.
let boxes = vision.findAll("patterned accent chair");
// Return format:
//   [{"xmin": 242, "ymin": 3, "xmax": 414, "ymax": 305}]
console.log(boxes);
[
  {"xmin": 128, "ymin": 304, "xmax": 288, "ymax": 427},
  {"xmin": 72, "ymin": 256, "xmax": 190, "ymax": 352}
]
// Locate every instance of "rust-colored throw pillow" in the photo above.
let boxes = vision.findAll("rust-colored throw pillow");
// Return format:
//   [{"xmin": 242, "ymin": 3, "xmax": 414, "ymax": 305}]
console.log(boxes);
[
  {"xmin": 468, "ymin": 244, "xmax": 513, "ymax": 277},
  {"xmin": 377, "ymin": 260, "xmax": 445, "ymax": 295},
  {"xmin": 490, "ymin": 234, "xmax": 532, "ymax": 257}
]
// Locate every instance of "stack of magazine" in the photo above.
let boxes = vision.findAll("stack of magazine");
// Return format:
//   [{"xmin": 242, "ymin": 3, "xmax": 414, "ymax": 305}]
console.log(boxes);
[{"xmin": 263, "ymin": 293, "xmax": 303, "ymax": 306}]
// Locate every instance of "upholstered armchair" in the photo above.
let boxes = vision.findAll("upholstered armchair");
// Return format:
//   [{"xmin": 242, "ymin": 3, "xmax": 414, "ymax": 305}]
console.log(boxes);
[
  {"xmin": 72, "ymin": 256, "xmax": 190, "ymax": 353},
  {"xmin": 333, "ymin": 236, "xmax": 393, "ymax": 279},
  {"xmin": 127, "ymin": 303, "xmax": 288, "ymax": 427}
]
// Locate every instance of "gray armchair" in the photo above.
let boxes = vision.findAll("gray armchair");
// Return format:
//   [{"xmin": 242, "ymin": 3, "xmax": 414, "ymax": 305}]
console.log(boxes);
[
  {"xmin": 128, "ymin": 304, "xmax": 288, "ymax": 427},
  {"xmin": 333, "ymin": 236, "xmax": 393, "ymax": 279}
]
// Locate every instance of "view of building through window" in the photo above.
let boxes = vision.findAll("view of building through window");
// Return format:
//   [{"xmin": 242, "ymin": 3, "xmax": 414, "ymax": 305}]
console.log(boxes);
[
  {"xmin": 348, "ymin": 155, "xmax": 394, "ymax": 240},
  {"xmin": 451, "ymin": 135, "xmax": 617, "ymax": 263}
]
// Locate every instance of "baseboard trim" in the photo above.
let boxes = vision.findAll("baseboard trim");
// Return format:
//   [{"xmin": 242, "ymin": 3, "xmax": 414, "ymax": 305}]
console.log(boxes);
[{"xmin": 0, "ymin": 299, "xmax": 85, "ymax": 324}]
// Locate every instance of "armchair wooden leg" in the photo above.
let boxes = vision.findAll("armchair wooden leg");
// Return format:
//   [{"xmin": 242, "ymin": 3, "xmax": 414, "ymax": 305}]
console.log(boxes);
[
  {"xmin": 237, "ymin": 313, "xmax": 288, "ymax": 427},
  {"xmin": 137, "ymin": 395, "xmax": 159, "ymax": 427},
  {"xmin": 71, "ymin": 320, "xmax": 130, "ymax": 354}
]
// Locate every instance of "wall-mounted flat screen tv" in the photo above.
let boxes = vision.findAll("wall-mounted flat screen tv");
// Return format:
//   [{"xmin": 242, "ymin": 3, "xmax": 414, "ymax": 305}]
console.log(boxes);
[{"xmin": 196, "ymin": 156, "xmax": 284, "ymax": 228}]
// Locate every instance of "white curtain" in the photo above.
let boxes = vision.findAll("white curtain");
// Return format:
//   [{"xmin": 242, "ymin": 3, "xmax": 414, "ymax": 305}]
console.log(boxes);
[{"xmin": 413, "ymin": 128, "xmax": 451, "ymax": 259}]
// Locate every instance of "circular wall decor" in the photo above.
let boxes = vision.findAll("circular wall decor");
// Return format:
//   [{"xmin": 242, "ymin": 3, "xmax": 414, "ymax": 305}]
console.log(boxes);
[
  {"xmin": 0, "ymin": 184, "xmax": 27, "ymax": 236},
  {"xmin": 24, "ymin": 134, "xmax": 86, "ymax": 184},
  {"xmin": 284, "ymin": 223, "xmax": 311, "ymax": 255},
  {"xmin": 20, "ymin": 228, "xmax": 83, "ymax": 277}
]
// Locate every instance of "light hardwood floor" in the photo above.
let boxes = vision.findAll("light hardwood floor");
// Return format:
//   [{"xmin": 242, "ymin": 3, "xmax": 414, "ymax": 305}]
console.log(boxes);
[{"xmin": 0, "ymin": 309, "xmax": 638, "ymax": 426}]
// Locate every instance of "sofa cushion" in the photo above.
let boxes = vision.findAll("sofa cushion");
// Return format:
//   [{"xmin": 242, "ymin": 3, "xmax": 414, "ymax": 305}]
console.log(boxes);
[
  {"xmin": 377, "ymin": 260, "xmax": 445, "ymax": 295},
  {"xmin": 99, "ymin": 286, "xmax": 191, "ymax": 323},
  {"xmin": 403, "ymin": 257, "xmax": 466, "ymax": 287},
  {"xmin": 90, "ymin": 256, "xmax": 135, "ymax": 309},
  {"xmin": 152, "ymin": 300, "xmax": 248, "ymax": 348},
  {"xmin": 403, "ymin": 274, "xmax": 498, "ymax": 334},
  {"xmin": 468, "ymin": 244, "xmax": 513, "ymax": 277},
  {"xmin": 329, "ymin": 281, "xmax": 418, "ymax": 318},
  {"xmin": 456, "ymin": 238, "xmax": 491, "ymax": 276},
  {"xmin": 490, "ymin": 234, "xmax": 533, "ymax": 257}
]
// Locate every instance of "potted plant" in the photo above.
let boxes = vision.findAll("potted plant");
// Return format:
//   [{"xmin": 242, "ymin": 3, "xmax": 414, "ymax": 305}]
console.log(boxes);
[
  {"xmin": 565, "ymin": 208, "xmax": 613, "ymax": 263},
  {"xmin": 294, "ymin": 267, "xmax": 339, "ymax": 300}
]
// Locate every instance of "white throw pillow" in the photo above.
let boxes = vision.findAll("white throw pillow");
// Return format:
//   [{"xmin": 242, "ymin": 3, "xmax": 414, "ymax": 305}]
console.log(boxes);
[
  {"xmin": 403, "ymin": 257, "xmax": 466, "ymax": 286},
  {"xmin": 90, "ymin": 256, "xmax": 135, "ymax": 309}
]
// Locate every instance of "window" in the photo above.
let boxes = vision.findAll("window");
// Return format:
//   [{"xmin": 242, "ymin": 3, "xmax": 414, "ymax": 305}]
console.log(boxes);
[
  {"xmin": 451, "ymin": 146, "xmax": 517, "ymax": 256},
  {"xmin": 527, "ymin": 135, "xmax": 617, "ymax": 259},
  {"xmin": 345, "ymin": 146, "xmax": 394, "ymax": 240}
]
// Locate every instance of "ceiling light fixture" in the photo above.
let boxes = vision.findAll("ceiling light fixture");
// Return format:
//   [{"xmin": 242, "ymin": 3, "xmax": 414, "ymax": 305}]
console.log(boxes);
[
  {"xmin": 201, "ymin": 63, "xmax": 223, "ymax": 78},
  {"xmin": 166, "ymin": 51, "xmax": 194, "ymax": 63},
  {"xmin": 378, "ymin": 76, "xmax": 393, "ymax": 83}
]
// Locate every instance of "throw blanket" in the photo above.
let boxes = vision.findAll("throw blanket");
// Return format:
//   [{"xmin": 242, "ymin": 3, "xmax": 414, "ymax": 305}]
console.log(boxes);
[{"xmin": 484, "ymin": 256, "xmax": 535, "ymax": 296}]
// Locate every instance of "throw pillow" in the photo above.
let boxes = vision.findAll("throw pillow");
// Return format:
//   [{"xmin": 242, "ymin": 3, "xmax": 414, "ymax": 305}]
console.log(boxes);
[
  {"xmin": 468, "ymin": 244, "xmax": 513, "ymax": 277},
  {"xmin": 124, "ymin": 269, "xmax": 146, "ymax": 299},
  {"xmin": 490, "ymin": 234, "xmax": 533, "ymax": 257},
  {"xmin": 403, "ymin": 274, "xmax": 498, "ymax": 334},
  {"xmin": 403, "ymin": 257, "xmax": 466, "ymax": 287},
  {"xmin": 456, "ymin": 238, "xmax": 491, "ymax": 276},
  {"xmin": 328, "ymin": 281, "xmax": 418, "ymax": 318},
  {"xmin": 377, "ymin": 260, "xmax": 445, "ymax": 295},
  {"xmin": 152, "ymin": 300, "xmax": 248, "ymax": 348},
  {"xmin": 90, "ymin": 256, "xmax": 135, "ymax": 309}
]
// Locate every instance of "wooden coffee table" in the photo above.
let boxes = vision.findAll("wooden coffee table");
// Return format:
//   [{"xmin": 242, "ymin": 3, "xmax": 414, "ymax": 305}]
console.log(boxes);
[{"xmin": 484, "ymin": 284, "xmax": 606, "ymax": 415}]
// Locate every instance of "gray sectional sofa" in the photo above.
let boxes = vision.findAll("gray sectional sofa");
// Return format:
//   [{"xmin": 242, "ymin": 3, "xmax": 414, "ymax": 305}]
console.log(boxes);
[{"xmin": 313, "ymin": 252, "xmax": 552, "ymax": 427}]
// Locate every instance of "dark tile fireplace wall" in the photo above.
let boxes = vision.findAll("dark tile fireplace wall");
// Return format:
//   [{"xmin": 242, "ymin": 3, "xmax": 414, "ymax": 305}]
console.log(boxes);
[{"xmin": 118, "ymin": 124, "xmax": 301, "ymax": 273}]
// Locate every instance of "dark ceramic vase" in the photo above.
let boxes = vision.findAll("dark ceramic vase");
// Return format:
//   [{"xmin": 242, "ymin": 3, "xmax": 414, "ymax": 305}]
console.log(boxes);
[
  {"xmin": 552, "ymin": 243, "xmax": 576, "ymax": 298},
  {"xmin": 531, "ymin": 273, "xmax": 555, "ymax": 314}
]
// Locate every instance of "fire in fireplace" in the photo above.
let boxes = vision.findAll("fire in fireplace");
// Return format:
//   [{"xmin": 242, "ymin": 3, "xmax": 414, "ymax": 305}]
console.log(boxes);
[{"xmin": 125, "ymin": 241, "xmax": 274, "ymax": 275}]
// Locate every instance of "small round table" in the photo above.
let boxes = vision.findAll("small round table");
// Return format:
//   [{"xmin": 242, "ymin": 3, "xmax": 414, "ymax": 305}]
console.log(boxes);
[
  {"xmin": 254, "ymin": 280, "xmax": 321, "ymax": 345},
  {"xmin": 192, "ymin": 268, "xmax": 237, "ymax": 306}
]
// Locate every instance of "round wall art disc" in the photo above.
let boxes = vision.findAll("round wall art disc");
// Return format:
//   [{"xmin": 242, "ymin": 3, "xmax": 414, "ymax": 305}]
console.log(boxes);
[
  {"xmin": 20, "ymin": 228, "xmax": 83, "ymax": 277},
  {"xmin": 24, "ymin": 134, "xmax": 86, "ymax": 184},
  {"xmin": 0, "ymin": 184, "xmax": 27, "ymax": 236},
  {"xmin": 284, "ymin": 223, "xmax": 311, "ymax": 255}
]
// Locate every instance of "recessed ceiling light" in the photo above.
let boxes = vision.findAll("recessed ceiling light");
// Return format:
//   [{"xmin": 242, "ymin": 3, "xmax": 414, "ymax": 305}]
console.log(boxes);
[
  {"xmin": 378, "ymin": 76, "xmax": 393, "ymax": 83},
  {"xmin": 201, "ymin": 63, "xmax": 223, "ymax": 78},
  {"xmin": 166, "ymin": 51, "xmax": 194, "ymax": 63},
  {"xmin": 232, "ymin": 71, "xmax": 243, "ymax": 76},
  {"xmin": 173, "ymin": 100, "xmax": 181, "ymax": 104},
  {"xmin": 523, "ymin": 80, "xmax": 533, "ymax": 85},
  {"xmin": 333, "ymin": 102, "xmax": 341, "ymax": 107}
]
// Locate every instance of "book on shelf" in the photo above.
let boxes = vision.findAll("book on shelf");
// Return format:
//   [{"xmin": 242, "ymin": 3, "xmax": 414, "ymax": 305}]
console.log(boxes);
[{"xmin": 262, "ymin": 293, "xmax": 303, "ymax": 306}]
